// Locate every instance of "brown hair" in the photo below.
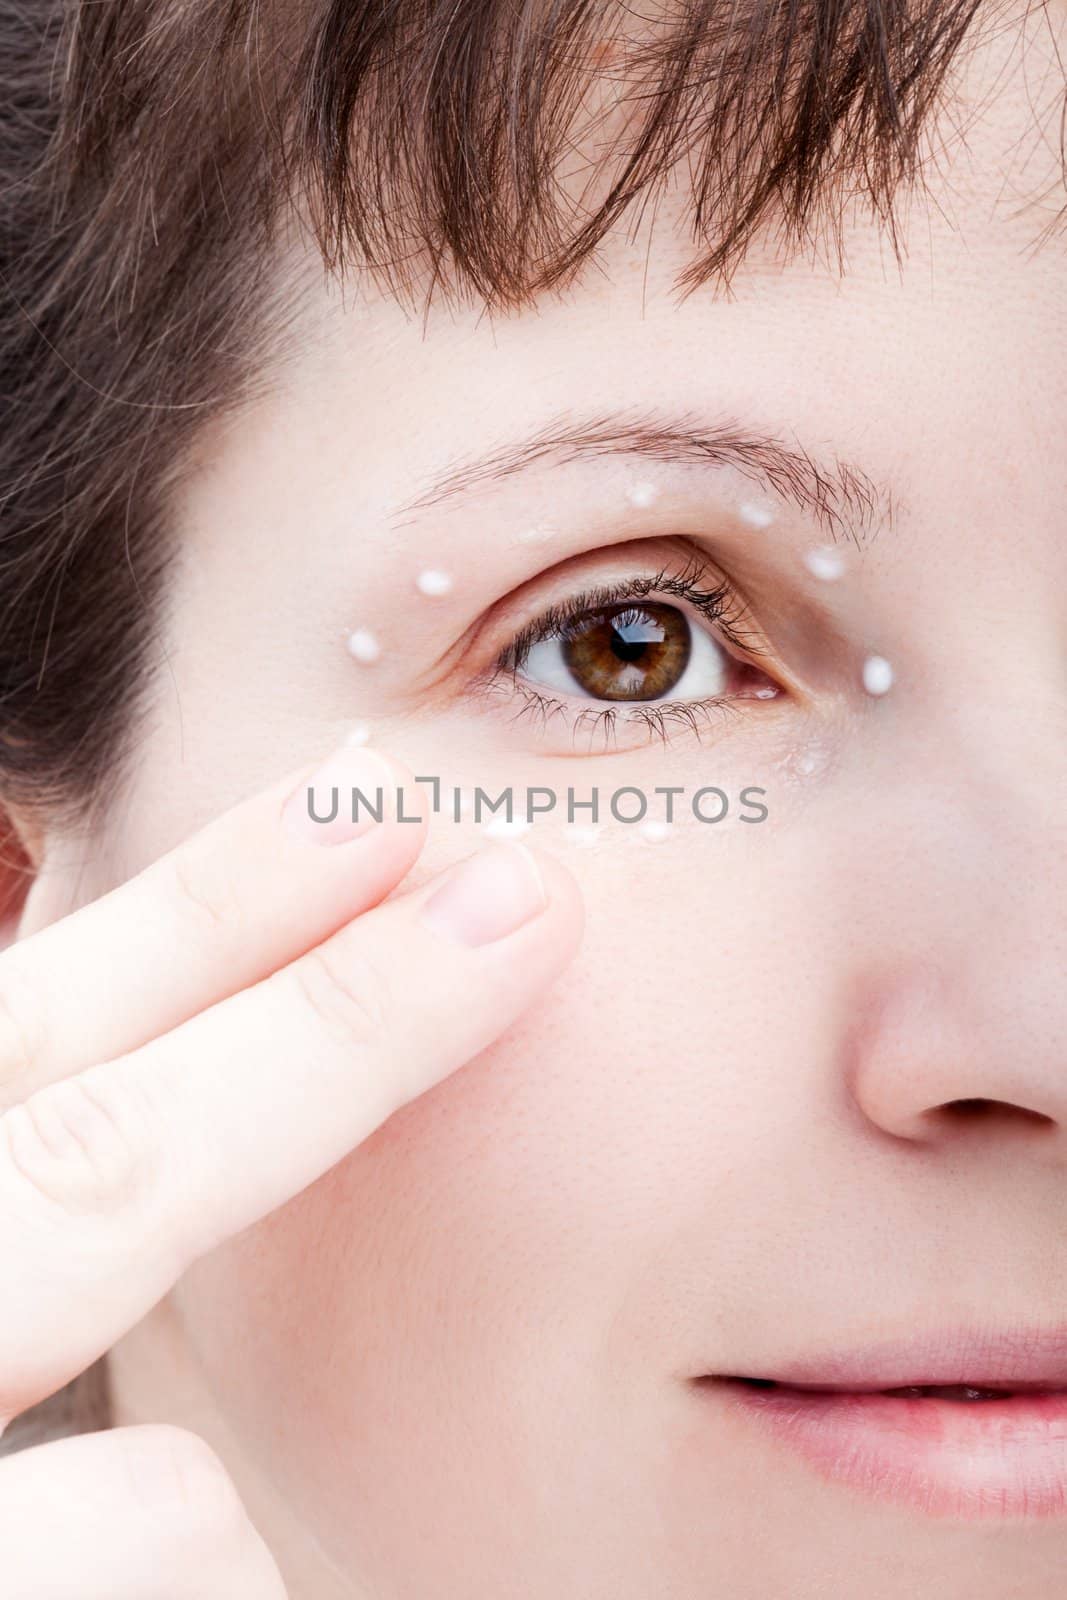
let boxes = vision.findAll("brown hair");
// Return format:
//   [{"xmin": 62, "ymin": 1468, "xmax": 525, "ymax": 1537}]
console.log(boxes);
[{"xmin": 0, "ymin": 0, "xmax": 1009, "ymax": 1448}]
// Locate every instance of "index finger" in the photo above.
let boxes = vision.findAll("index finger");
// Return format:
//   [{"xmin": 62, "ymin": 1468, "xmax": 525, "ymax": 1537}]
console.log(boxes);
[
  {"xmin": 0, "ymin": 840, "xmax": 583, "ymax": 1426},
  {"xmin": 0, "ymin": 742, "xmax": 427, "ymax": 1106}
]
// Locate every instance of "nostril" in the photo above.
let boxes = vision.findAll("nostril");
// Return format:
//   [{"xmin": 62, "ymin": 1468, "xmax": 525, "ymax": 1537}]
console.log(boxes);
[
  {"xmin": 945, "ymin": 1097, "xmax": 995, "ymax": 1118},
  {"xmin": 940, "ymin": 1097, "xmax": 1054, "ymax": 1128}
]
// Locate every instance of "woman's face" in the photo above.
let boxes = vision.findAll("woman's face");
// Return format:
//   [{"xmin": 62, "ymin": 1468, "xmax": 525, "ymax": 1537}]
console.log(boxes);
[{"xmin": 27, "ymin": 9, "xmax": 1067, "ymax": 1595}]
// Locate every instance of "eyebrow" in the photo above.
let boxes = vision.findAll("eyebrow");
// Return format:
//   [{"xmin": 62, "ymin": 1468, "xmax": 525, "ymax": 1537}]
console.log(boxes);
[{"xmin": 396, "ymin": 410, "xmax": 897, "ymax": 544}]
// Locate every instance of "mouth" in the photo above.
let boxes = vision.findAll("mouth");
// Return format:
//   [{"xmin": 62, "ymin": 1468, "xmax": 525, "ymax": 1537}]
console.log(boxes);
[
  {"xmin": 694, "ymin": 1332, "xmax": 1067, "ymax": 1519},
  {"xmin": 726, "ymin": 1376, "xmax": 1067, "ymax": 1400}
]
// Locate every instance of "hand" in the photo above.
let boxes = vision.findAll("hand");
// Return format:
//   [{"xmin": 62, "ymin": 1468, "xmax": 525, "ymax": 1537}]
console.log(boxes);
[{"xmin": 0, "ymin": 743, "xmax": 583, "ymax": 1597}]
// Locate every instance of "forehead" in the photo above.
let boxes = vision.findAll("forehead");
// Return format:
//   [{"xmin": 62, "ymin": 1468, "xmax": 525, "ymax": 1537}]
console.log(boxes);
[{"xmin": 301, "ymin": 0, "xmax": 1067, "ymax": 316}]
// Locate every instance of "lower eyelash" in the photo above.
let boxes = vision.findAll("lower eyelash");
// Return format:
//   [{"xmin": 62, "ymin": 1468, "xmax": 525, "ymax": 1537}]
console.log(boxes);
[{"xmin": 473, "ymin": 672, "xmax": 745, "ymax": 751}]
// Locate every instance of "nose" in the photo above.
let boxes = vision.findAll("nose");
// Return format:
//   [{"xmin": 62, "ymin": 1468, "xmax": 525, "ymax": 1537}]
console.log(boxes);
[
  {"xmin": 846, "ymin": 955, "xmax": 1066, "ymax": 1144},
  {"xmin": 842, "ymin": 775, "xmax": 1067, "ymax": 1151}
]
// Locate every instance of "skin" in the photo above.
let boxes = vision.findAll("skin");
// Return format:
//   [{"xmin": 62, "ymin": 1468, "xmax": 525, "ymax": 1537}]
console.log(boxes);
[{"xmin": 3, "ymin": 2, "xmax": 1067, "ymax": 1594}]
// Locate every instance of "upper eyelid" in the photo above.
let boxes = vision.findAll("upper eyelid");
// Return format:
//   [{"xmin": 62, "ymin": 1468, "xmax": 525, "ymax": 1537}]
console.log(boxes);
[{"xmin": 496, "ymin": 565, "xmax": 764, "ymax": 673}]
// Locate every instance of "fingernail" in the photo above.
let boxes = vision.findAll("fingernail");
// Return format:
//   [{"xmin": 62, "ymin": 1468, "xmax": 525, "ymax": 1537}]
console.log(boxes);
[
  {"xmin": 421, "ymin": 842, "xmax": 548, "ymax": 947},
  {"xmin": 282, "ymin": 746, "xmax": 396, "ymax": 845}
]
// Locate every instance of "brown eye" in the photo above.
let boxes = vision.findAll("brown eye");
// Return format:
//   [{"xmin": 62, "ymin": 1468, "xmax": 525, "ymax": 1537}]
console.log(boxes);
[
  {"xmin": 521, "ymin": 598, "xmax": 733, "ymax": 703},
  {"xmin": 562, "ymin": 602, "xmax": 692, "ymax": 700}
]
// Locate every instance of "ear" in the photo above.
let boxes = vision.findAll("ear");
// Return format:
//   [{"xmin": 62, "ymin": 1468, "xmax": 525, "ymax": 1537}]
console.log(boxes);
[{"xmin": 0, "ymin": 805, "xmax": 38, "ymax": 953}]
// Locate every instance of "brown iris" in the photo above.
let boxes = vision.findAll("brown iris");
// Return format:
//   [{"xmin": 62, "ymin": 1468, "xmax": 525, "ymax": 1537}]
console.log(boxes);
[{"xmin": 562, "ymin": 602, "xmax": 691, "ymax": 700}]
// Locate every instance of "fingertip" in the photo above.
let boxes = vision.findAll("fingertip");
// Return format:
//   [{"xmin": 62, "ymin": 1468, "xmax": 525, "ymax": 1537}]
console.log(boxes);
[{"xmin": 514, "ymin": 842, "xmax": 586, "ymax": 951}]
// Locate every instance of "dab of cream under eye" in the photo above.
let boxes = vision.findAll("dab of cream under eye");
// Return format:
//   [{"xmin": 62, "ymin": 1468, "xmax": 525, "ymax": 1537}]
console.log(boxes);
[
  {"xmin": 779, "ymin": 739, "xmax": 833, "ymax": 787},
  {"xmin": 862, "ymin": 655, "xmax": 894, "ymax": 696},
  {"xmin": 566, "ymin": 824, "xmax": 601, "ymax": 847},
  {"xmin": 484, "ymin": 815, "xmax": 532, "ymax": 840},
  {"xmin": 346, "ymin": 629, "xmax": 381, "ymax": 664}
]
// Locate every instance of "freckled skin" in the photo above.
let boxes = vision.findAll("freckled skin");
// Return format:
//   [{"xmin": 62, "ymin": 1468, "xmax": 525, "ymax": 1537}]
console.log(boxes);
[{"xmin": 20, "ymin": 8, "xmax": 1067, "ymax": 1597}]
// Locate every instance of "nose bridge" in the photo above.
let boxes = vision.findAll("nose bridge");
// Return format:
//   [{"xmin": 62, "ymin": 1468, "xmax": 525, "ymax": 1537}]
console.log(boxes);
[
  {"xmin": 841, "ymin": 624, "xmax": 1065, "ymax": 915},
  {"xmin": 833, "ymin": 708, "xmax": 1067, "ymax": 1143},
  {"xmin": 930, "ymin": 600, "xmax": 1065, "ymax": 824}
]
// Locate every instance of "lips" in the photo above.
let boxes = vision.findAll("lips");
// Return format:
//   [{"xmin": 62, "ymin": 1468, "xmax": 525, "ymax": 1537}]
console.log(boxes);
[{"xmin": 695, "ymin": 1328, "xmax": 1067, "ymax": 1519}]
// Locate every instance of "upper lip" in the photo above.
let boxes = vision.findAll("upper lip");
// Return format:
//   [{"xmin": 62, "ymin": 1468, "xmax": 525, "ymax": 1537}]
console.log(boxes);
[{"xmin": 716, "ymin": 1325, "xmax": 1067, "ymax": 1392}]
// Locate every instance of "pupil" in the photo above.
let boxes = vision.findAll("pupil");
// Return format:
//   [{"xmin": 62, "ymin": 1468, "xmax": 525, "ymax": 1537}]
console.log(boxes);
[{"xmin": 611, "ymin": 612, "xmax": 664, "ymax": 664}]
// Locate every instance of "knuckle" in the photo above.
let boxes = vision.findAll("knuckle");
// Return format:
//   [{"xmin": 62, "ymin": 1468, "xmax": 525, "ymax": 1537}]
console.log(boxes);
[
  {"xmin": 0, "ymin": 1065, "xmax": 152, "ymax": 1220},
  {"xmin": 164, "ymin": 839, "xmax": 243, "ymax": 938},
  {"xmin": 290, "ymin": 938, "xmax": 390, "ymax": 1051}
]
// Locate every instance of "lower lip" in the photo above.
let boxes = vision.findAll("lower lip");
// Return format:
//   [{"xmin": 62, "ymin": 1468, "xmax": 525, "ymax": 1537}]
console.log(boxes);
[{"xmin": 708, "ymin": 1380, "xmax": 1067, "ymax": 1518}]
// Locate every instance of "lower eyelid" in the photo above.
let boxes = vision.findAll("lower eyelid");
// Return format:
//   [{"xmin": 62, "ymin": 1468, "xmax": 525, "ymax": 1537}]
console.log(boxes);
[
  {"xmin": 475, "ymin": 670, "xmax": 763, "ymax": 754},
  {"xmin": 510, "ymin": 681, "xmax": 750, "ymax": 751}
]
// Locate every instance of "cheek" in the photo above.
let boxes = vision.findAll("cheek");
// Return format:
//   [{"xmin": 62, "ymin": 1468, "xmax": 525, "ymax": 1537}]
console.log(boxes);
[{"xmin": 169, "ymin": 833, "xmax": 816, "ymax": 1572}]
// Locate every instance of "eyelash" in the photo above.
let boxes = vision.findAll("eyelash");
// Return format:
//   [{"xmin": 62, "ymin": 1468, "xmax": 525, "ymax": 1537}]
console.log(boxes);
[{"xmin": 477, "ymin": 554, "xmax": 776, "ymax": 749}]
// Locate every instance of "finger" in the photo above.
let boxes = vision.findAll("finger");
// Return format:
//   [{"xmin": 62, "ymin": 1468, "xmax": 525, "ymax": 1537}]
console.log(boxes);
[
  {"xmin": 0, "ymin": 841, "xmax": 583, "ymax": 1421},
  {"xmin": 0, "ymin": 1426, "xmax": 287, "ymax": 1598},
  {"xmin": 0, "ymin": 742, "xmax": 428, "ymax": 1104}
]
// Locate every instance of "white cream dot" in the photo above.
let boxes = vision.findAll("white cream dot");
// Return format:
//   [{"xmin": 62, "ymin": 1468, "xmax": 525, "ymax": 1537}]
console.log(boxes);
[
  {"xmin": 566, "ymin": 824, "xmax": 601, "ymax": 847},
  {"xmin": 780, "ymin": 741, "xmax": 829, "ymax": 783},
  {"xmin": 638, "ymin": 819, "xmax": 671, "ymax": 843},
  {"xmin": 345, "ymin": 723, "xmax": 372, "ymax": 746},
  {"xmin": 862, "ymin": 655, "xmax": 894, "ymax": 696},
  {"xmin": 415, "ymin": 568, "xmax": 453, "ymax": 597},
  {"xmin": 627, "ymin": 481, "xmax": 659, "ymax": 509},
  {"xmin": 739, "ymin": 501, "xmax": 775, "ymax": 529},
  {"xmin": 803, "ymin": 546, "xmax": 846, "ymax": 581},
  {"xmin": 346, "ymin": 629, "xmax": 381, "ymax": 664},
  {"xmin": 516, "ymin": 525, "xmax": 557, "ymax": 545},
  {"xmin": 484, "ymin": 815, "xmax": 531, "ymax": 840}
]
